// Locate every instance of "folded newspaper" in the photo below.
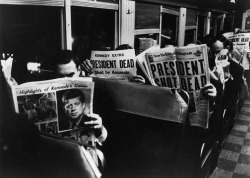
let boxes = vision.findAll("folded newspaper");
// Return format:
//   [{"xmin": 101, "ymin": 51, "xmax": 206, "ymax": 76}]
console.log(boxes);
[{"xmin": 143, "ymin": 44, "xmax": 210, "ymax": 128}]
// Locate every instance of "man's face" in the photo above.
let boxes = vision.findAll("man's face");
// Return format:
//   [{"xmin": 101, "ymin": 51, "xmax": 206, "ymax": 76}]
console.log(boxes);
[
  {"xmin": 64, "ymin": 96, "xmax": 85, "ymax": 121},
  {"xmin": 55, "ymin": 60, "xmax": 80, "ymax": 78},
  {"xmin": 210, "ymin": 40, "xmax": 224, "ymax": 57}
]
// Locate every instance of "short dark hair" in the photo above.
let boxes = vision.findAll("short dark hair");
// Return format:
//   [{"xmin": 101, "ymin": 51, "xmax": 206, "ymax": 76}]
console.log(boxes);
[
  {"xmin": 62, "ymin": 89, "xmax": 85, "ymax": 104},
  {"xmin": 52, "ymin": 50, "xmax": 80, "ymax": 70},
  {"xmin": 115, "ymin": 44, "xmax": 133, "ymax": 50}
]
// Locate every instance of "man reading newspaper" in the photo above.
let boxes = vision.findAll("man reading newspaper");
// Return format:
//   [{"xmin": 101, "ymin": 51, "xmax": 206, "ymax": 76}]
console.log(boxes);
[
  {"xmin": 52, "ymin": 50, "xmax": 107, "ymax": 144},
  {"xmin": 82, "ymin": 44, "xmax": 145, "ymax": 84},
  {"xmin": 144, "ymin": 44, "xmax": 217, "ymax": 128}
]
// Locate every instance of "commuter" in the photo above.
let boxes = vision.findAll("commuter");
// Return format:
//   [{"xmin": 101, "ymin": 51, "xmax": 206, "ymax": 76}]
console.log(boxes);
[
  {"xmin": 81, "ymin": 44, "xmax": 146, "ymax": 84},
  {"xmin": 52, "ymin": 50, "xmax": 107, "ymax": 143},
  {"xmin": 208, "ymin": 35, "xmax": 244, "ymax": 109}
]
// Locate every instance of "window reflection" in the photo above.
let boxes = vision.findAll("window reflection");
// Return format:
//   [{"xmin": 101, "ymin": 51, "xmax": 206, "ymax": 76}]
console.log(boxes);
[
  {"xmin": 185, "ymin": 29, "xmax": 196, "ymax": 46},
  {"xmin": 161, "ymin": 13, "xmax": 178, "ymax": 47},
  {"xmin": 197, "ymin": 15, "xmax": 205, "ymax": 43},
  {"xmin": 0, "ymin": 5, "xmax": 61, "ymax": 83},
  {"xmin": 71, "ymin": 6, "xmax": 115, "ymax": 62},
  {"xmin": 135, "ymin": 3, "xmax": 160, "ymax": 30}
]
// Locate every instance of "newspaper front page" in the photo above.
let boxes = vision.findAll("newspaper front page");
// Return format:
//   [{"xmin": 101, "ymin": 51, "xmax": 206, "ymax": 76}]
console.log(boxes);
[
  {"xmin": 145, "ymin": 45, "xmax": 210, "ymax": 128},
  {"xmin": 10, "ymin": 78, "xmax": 95, "ymax": 138},
  {"xmin": 6, "ymin": 77, "xmax": 103, "ymax": 175},
  {"xmin": 90, "ymin": 49, "xmax": 137, "ymax": 80},
  {"xmin": 229, "ymin": 33, "xmax": 250, "ymax": 70}
]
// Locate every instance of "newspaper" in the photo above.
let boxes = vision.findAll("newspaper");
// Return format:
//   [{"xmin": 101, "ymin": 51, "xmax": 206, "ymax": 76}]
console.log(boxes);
[
  {"xmin": 145, "ymin": 44, "xmax": 210, "ymax": 128},
  {"xmin": 5, "ymin": 76, "xmax": 102, "ymax": 172},
  {"xmin": 90, "ymin": 49, "xmax": 137, "ymax": 80},
  {"xmin": 7, "ymin": 77, "xmax": 96, "ymax": 136},
  {"xmin": 136, "ymin": 45, "xmax": 160, "ymax": 85},
  {"xmin": 228, "ymin": 33, "xmax": 250, "ymax": 70}
]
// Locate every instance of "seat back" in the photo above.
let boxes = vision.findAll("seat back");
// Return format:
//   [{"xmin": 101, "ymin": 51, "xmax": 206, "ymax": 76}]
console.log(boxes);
[{"xmin": 93, "ymin": 78, "xmax": 189, "ymax": 178}]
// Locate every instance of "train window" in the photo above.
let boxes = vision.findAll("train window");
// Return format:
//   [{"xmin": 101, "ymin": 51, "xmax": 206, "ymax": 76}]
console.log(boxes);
[
  {"xmin": 135, "ymin": 3, "xmax": 160, "ymax": 30},
  {"xmin": 186, "ymin": 9, "xmax": 197, "ymax": 27},
  {"xmin": 185, "ymin": 29, "xmax": 196, "ymax": 46},
  {"xmin": 210, "ymin": 14, "xmax": 225, "ymax": 36},
  {"xmin": 185, "ymin": 9, "xmax": 198, "ymax": 45},
  {"xmin": 71, "ymin": 6, "xmax": 116, "ymax": 60},
  {"xmin": 197, "ymin": 15, "xmax": 206, "ymax": 42},
  {"xmin": 134, "ymin": 3, "xmax": 160, "ymax": 52},
  {"xmin": 160, "ymin": 8, "xmax": 179, "ymax": 47},
  {"xmin": 210, "ymin": 17, "xmax": 215, "ymax": 35},
  {"xmin": 0, "ymin": 5, "xmax": 61, "ymax": 83},
  {"xmin": 223, "ymin": 15, "xmax": 234, "ymax": 32},
  {"xmin": 217, "ymin": 14, "xmax": 226, "ymax": 34}
]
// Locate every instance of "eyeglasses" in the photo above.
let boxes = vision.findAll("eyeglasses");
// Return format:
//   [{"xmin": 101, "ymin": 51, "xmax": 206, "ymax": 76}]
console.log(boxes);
[{"xmin": 209, "ymin": 49, "xmax": 221, "ymax": 56}]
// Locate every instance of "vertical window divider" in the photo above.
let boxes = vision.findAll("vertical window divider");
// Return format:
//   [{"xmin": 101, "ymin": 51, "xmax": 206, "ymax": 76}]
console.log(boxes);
[
  {"xmin": 61, "ymin": 8, "xmax": 66, "ymax": 50},
  {"xmin": 65, "ymin": 0, "xmax": 72, "ymax": 50},
  {"xmin": 178, "ymin": 7, "xmax": 186, "ymax": 46},
  {"xmin": 119, "ymin": 0, "xmax": 135, "ymax": 47},
  {"xmin": 159, "ymin": 5, "xmax": 163, "ymax": 46},
  {"xmin": 194, "ymin": 13, "xmax": 198, "ymax": 43},
  {"xmin": 205, "ymin": 12, "xmax": 211, "ymax": 35},
  {"xmin": 220, "ymin": 14, "xmax": 226, "ymax": 32},
  {"xmin": 114, "ymin": 11, "xmax": 119, "ymax": 49}
]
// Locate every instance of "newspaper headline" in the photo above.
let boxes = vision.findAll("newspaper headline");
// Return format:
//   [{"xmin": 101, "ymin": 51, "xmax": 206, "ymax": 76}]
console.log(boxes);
[
  {"xmin": 145, "ymin": 44, "xmax": 210, "ymax": 128},
  {"xmin": 90, "ymin": 49, "xmax": 137, "ymax": 79}
]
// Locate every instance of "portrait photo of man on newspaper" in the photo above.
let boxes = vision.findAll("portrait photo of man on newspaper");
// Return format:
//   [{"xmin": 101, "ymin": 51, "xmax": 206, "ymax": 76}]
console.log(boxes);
[{"xmin": 58, "ymin": 89, "xmax": 92, "ymax": 132}]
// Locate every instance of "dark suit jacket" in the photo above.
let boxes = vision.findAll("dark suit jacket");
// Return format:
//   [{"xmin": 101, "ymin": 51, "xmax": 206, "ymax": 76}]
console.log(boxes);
[{"xmin": 59, "ymin": 114, "xmax": 88, "ymax": 131}]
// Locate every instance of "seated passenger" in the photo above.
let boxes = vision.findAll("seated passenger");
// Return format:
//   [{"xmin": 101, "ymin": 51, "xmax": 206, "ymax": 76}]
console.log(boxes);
[
  {"xmin": 208, "ymin": 35, "xmax": 244, "ymax": 109},
  {"xmin": 52, "ymin": 50, "xmax": 107, "ymax": 144},
  {"xmin": 81, "ymin": 44, "xmax": 146, "ymax": 84}
]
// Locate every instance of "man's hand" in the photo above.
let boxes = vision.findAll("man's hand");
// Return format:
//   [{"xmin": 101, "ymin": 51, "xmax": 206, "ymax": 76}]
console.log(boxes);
[
  {"xmin": 201, "ymin": 83, "xmax": 217, "ymax": 99},
  {"xmin": 81, "ymin": 59, "xmax": 93, "ymax": 75},
  {"xmin": 84, "ymin": 113, "xmax": 103, "ymax": 129},
  {"xmin": 129, "ymin": 75, "xmax": 146, "ymax": 84}
]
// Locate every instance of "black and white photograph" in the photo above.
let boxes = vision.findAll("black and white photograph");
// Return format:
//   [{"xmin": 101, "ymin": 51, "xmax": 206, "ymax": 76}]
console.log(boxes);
[
  {"xmin": 1, "ymin": 0, "xmax": 250, "ymax": 178},
  {"xmin": 17, "ymin": 92, "xmax": 57, "ymax": 123},
  {"xmin": 57, "ymin": 88, "xmax": 92, "ymax": 132}
]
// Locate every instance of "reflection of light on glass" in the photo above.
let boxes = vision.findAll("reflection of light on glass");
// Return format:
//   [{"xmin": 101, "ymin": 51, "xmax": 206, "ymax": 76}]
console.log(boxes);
[
  {"xmin": 27, "ymin": 62, "xmax": 41, "ymax": 72},
  {"xmin": 71, "ymin": 36, "xmax": 74, "ymax": 46},
  {"xmin": 230, "ymin": 0, "xmax": 235, "ymax": 3}
]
